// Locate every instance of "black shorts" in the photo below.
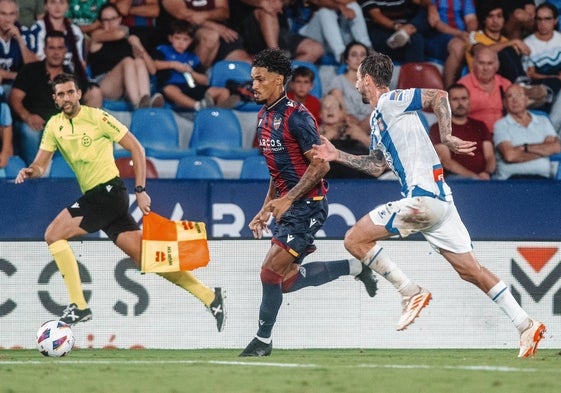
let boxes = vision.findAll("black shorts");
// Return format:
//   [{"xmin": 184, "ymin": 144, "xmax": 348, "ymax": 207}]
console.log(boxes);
[
  {"xmin": 67, "ymin": 177, "xmax": 139, "ymax": 242},
  {"xmin": 272, "ymin": 197, "xmax": 328, "ymax": 264}
]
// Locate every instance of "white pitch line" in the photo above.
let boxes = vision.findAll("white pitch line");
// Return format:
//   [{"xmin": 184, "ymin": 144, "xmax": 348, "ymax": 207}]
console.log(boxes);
[
  {"xmin": 357, "ymin": 364, "xmax": 539, "ymax": 373},
  {"xmin": 0, "ymin": 359, "xmax": 544, "ymax": 372},
  {"xmin": 0, "ymin": 359, "xmax": 317, "ymax": 368}
]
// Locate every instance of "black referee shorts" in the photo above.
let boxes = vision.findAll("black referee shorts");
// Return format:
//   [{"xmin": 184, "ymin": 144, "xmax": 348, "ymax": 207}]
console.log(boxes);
[{"xmin": 67, "ymin": 177, "xmax": 139, "ymax": 242}]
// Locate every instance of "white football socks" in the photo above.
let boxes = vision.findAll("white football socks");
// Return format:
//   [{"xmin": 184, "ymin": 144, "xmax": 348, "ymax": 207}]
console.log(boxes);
[
  {"xmin": 487, "ymin": 281, "xmax": 530, "ymax": 332},
  {"xmin": 348, "ymin": 258, "xmax": 363, "ymax": 276},
  {"xmin": 362, "ymin": 244, "xmax": 419, "ymax": 297}
]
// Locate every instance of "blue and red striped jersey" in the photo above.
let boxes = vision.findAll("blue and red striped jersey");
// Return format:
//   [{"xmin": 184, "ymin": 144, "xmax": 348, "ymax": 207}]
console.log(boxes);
[{"xmin": 256, "ymin": 95, "xmax": 327, "ymax": 199}]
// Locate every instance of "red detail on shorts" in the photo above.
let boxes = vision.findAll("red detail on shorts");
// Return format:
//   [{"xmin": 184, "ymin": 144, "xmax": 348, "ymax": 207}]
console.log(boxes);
[
  {"xmin": 261, "ymin": 267, "xmax": 283, "ymax": 284},
  {"xmin": 272, "ymin": 238, "xmax": 299, "ymax": 257},
  {"xmin": 433, "ymin": 167, "xmax": 444, "ymax": 182}
]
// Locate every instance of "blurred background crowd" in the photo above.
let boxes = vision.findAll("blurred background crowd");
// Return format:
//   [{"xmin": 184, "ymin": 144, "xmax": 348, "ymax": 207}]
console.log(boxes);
[{"xmin": 1, "ymin": 0, "xmax": 561, "ymax": 181}]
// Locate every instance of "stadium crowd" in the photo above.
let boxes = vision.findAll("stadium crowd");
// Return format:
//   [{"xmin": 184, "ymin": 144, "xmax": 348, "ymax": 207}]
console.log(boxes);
[{"xmin": 1, "ymin": 0, "xmax": 561, "ymax": 180}]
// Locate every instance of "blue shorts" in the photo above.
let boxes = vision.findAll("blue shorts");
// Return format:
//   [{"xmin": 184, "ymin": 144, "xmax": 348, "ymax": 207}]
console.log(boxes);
[{"xmin": 272, "ymin": 196, "xmax": 328, "ymax": 264}]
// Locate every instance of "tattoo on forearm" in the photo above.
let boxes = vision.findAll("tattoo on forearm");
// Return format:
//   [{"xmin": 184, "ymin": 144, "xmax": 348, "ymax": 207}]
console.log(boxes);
[
  {"xmin": 338, "ymin": 151, "xmax": 385, "ymax": 177},
  {"xmin": 423, "ymin": 89, "xmax": 452, "ymax": 142}
]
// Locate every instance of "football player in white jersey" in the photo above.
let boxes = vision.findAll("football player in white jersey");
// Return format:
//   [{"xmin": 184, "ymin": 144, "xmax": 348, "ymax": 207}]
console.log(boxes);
[{"xmin": 312, "ymin": 52, "xmax": 546, "ymax": 358}]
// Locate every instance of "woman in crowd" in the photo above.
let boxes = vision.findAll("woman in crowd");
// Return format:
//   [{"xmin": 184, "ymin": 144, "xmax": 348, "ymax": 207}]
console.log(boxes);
[{"xmin": 88, "ymin": 3, "xmax": 163, "ymax": 108}]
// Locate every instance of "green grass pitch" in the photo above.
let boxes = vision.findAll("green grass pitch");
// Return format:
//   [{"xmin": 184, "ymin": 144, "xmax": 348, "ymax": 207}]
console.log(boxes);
[{"xmin": 1, "ymin": 349, "xmax": 560, "ymax": 393}]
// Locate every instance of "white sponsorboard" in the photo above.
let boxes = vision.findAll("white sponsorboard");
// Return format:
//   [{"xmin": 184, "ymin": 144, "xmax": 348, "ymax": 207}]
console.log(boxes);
[{"xmin": 1, "ymin": 240, "xmax": 559, "ymax": 351}]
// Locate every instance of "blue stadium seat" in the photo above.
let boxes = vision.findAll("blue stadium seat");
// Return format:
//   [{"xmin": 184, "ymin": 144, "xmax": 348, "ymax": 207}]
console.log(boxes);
[
  {"xmin": 291, "ymin": 60, "xmax": 322, "ymax": 98},
  {"xmin": 49, "ymin": 154, "xmax": 74, "ymax": 178},
  {"xmin": 239, "ymin": 155, "xmax": 269, "ymax": 180},
  {"xmin": 102, "ymin": 99, "xmax": 135, "ymax": 112},
  {"xmin": 0, "ymin": 156, "xmax": 26, "ymax": 178},
  {"xmin": 175, "ymin": 156, "xmax": 223, "ymax": 179},
  {"xmin": 129, "ymin": 108, "xmax": 193, "ymax": 159},
  {"xmin": 209, "ymin": 60, "xmax": 261, "ymax": 112},
  {"xmin": 210, "ymin": 60, "xmax": 252, "ymax": 88},
  {"xmin": 190, "ymin": 108, "xmax": 259, "ymax": 159}
]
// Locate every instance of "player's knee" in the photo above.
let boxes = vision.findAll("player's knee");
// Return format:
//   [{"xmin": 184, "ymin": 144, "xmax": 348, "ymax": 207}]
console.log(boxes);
[
  {"xmin": 260, "ymin": 267, "xmax": 283, "ymax": 285},
  {"xmin": 343, "ymin": 230, "xmax": 358, "ymax": 255},
  {"xmin": 44, "ymin": 226, "xmax": 58, "ymax": 245}
]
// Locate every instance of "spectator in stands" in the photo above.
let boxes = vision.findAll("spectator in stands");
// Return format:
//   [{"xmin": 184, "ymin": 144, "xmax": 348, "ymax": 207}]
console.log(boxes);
[
  {"xmin": 0, "ymin": 0, "xmax": 39, "ymax": 95},
  {"xmin": 293, "ymin": 0, "xmax": 372, "ymax": 62},
  {"xmin": 319, "ymin": 93, "xmax": 371, "ymax": 179},
  {"xmin": 502, "ymin": 0, "xmax": 536, "ymax": 40},
  {"xmin": 110, "ymin": 0, "xmax": 160, "ymax": 54},
  {"xmin": 66, "ymin": 0, "xmax": 105, "ymax": 35},
  {"xmin": 523, "ymin": 3, "xmax": 561, "ymax": 117},
  {"xmin": 466, "ymin": 1, "xmax": 529, "ymax": 82},
  {"xmin": 159, "ymin": 0, "xmax": 252, "ymax": 70},
  {"xmin": 0, "ymin": 102, "xmax": 12, "ymax": 168},
  {"xmin": 88, "ymin": 3, "xmax": 162, "ymax": 108},
  {"xmin": 358, "ymin": 0, "xmax": 429, "ymax": 63},
  {"xmin": 28, "ymin": 0, "xmax": 87, "ymax": 79},
  {"xmin": 423, "ymin": 0, "xmax": 478, "ymax": 88},
  {"xmin": 287, "ymin": 66, "xmax": 321, "ymax": 124},
  {"xmin": 326, "ymin": 41, "xmax": 372, "ymax": 133},
  {"xmin": 229, "ymin": 0, "xmax": 324, "ymax": 63},
  {"xmin": 429, "ymin": 83, "xmax": 496, "ymax": 179},
  {"xmin": 153, "ymin": 20, "xmax": 236, "ymax": 111},
  {"xmin": 26, "ymin": 0, "xmax": 103, "ymax": 108},
  {"xmin": 458, "ymin": 46, "xmax": 511, "ymax": 133},
  {"xmin": 16, "ymin": 0, "xmax": 44, "ymax": 28},
  {"xmin": 9, "ymin": 31, "xmax": 100, "ymax": 164},
  {"xmin": 494, "ymin": 83, "xmax": 561, "ymax": 179}
]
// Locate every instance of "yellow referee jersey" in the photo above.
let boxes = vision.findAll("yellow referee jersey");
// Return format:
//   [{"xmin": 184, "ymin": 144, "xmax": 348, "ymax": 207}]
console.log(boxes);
[{"xmin": 40, "ymin": 106, "xmax": 129, "ymax": 193}]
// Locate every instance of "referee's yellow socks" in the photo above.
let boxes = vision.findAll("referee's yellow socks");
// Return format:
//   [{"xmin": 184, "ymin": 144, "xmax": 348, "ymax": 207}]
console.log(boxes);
[
  {"xmin": 159, "ymin": 271, "xmax": 215, "ymax": 307},
  {"xmin": 48, "ymin": 240, "xmax": 88, "ymax": 310}
]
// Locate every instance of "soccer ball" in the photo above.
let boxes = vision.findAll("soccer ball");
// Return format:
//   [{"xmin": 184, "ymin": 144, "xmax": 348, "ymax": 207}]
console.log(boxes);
[{"xmin": 36, "ymin": 320, "xmax": 75, "ymax": 357}]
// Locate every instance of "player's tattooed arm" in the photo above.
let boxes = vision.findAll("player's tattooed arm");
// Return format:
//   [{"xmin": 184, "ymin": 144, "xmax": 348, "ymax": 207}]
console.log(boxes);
[
  {"xmin": 422, "ymin": 88, "xmax": 452, "ymax": 141},
  {"xmin": 337, "ymin": 149, "xmax": 386, "ymax": 177},
  {"xmin": 421, "ymin": 88, "xmax": 476, "ymax": 156}
]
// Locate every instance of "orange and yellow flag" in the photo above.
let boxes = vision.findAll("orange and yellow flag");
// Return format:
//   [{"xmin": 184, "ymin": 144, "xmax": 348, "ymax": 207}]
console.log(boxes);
[{"xmin": 141, "ymin": 212, "xmax": 210, "ymax": 273}]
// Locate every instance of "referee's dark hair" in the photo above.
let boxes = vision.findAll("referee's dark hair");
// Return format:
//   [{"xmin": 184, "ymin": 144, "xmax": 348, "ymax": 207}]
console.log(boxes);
[
  {"xmin": 252, "ymin": 48, "xmax": 292, "ymax": 84},
  {"xmin": 52, "ymin": 73, "xmax": 80, "ymax": 93}
]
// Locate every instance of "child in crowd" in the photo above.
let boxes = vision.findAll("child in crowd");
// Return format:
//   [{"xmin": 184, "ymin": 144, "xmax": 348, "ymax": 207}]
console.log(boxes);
[
  {"xmin": 287, "ymin": 66, "xmax": 321, "ymax": 124},
  {"xmin": 153, "ymin": 20, "xmax": 237, "ymax": 111}
]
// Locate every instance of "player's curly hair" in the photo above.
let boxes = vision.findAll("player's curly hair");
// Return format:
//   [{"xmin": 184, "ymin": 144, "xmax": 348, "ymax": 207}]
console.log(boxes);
[
  {"xmin": 359, "ymin": 52, "xmax": 393, "ymax": 88},
  {"xmin": 252, "ymin": 48, "xmax": 292, "ymax": 83}
]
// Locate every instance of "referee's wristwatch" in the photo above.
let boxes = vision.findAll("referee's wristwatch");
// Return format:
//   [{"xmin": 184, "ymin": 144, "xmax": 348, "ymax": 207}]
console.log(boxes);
[{"xmin": 135, "ymin": 185, "xmax": 146, "ymax": 193}]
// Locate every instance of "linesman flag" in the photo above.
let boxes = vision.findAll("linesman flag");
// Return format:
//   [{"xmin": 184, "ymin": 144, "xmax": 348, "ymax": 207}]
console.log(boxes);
[{"xmin": 141, "ymin": 212, "xmax": 210, "ymax": 273}]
